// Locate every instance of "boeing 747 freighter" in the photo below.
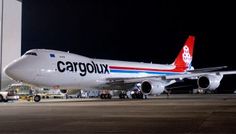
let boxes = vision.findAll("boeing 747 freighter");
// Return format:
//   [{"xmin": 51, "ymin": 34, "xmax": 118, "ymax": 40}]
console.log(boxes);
[{"xmin": 4, "ymin": 36, "xmax": 236, "ymax": 102}]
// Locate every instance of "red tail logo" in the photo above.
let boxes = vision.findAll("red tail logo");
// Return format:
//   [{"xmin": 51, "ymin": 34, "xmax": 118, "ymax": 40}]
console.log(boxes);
[{"xmin": 173, "ymin": 36, "xmax": 195, "ymax": 71}]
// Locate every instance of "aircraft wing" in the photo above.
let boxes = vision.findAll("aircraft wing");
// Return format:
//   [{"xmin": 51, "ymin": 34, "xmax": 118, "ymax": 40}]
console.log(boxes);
[
  {"xmin": 106, "ymin": 75, "xmax": 165, "ymax": 83},
  {"xmin": 166, "ymin": 71, "xmax": 236, "ymax": 79},
  {"xmin": 187, "ymin": 66, "xmax": 228, "ymax": 73},
  {"xmin": 105, "ymin": 70, "xmax": 236, "ymax": 85},
  {"xmin": 103, "ymin": 76, "xmax": 162, "ymax": 90}
]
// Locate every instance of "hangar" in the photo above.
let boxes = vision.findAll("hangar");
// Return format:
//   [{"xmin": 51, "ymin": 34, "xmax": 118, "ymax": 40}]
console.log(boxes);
[{"xmin": 0, "ymin": 0, "xmax": 22, "ymax": 89}]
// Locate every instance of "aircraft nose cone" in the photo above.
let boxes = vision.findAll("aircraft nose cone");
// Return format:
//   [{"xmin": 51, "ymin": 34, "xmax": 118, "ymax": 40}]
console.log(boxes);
[
  {"xmin": 4, "ymin": 59, "xmax": 38, "ymax": 84},
  {"xmin": 4, "ymin": 61, "xmax": 19, "ymax": 80}
]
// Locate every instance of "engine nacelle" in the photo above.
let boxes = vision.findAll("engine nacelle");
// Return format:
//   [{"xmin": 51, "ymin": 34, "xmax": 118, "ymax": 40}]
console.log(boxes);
[
  {"xmin": 140, "ymin": 81, "xmax": 165, "ymax": 95},
  {"xmin": 197, "ymin": 75, "xmax": 223, "ymax": 90}
]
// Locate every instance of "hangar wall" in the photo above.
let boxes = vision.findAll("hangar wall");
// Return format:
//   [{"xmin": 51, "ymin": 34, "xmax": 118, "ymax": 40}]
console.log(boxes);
[{"xmin": 0, "ymin": 0, "xmax": 22, "ymax": 89}]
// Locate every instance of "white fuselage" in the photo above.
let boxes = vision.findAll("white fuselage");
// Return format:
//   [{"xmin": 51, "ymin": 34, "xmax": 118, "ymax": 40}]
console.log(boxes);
[
  {"xmin": 4, "ymin": 49, "xmax": 180, "ymax": 89},
  {"xmin": 5, "ymin": 36, "xmax": 236, "ymax": 100}
]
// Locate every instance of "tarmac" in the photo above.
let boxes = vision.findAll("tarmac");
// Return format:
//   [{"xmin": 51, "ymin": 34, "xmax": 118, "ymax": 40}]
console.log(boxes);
[{"xmin": 1, "ymin": 94, "xmax": 236, "ymax": 134}]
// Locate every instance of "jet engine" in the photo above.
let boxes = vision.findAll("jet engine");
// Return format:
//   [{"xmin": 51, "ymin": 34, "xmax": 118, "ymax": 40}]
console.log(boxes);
[
  {"xmin": 140, "ymin": 81, "xmax": 165, "ymax": 95},
  {"xmin": 197, "ymin": 75, "xmax": 223, "ymax": 90}
]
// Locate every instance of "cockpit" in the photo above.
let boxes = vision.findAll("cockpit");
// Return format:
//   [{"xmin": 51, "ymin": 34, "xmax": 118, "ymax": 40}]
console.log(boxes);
[{"xmin": 25, "ymin": 52, "xmax": 37, "ymax": 56}]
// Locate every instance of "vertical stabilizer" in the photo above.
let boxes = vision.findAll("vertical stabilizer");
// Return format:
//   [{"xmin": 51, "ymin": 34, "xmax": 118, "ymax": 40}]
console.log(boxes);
[{"xmin": 173, "ymin": 35, "xmax": 195, "ymax": 71}]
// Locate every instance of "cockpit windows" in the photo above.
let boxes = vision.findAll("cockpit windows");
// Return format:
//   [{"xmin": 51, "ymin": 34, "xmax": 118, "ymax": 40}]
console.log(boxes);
[{"xmin": 25, "ymin": 52, "xmax": 37, "ymax": 56}]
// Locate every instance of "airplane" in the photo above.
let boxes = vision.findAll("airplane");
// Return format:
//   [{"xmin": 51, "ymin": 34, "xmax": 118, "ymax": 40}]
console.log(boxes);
[{"xmin": 4, "ymin": 35, "xmax": 236, "ymax": 102}]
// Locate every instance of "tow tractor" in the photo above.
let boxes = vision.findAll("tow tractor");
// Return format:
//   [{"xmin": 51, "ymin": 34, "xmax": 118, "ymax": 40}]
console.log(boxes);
[{"xmin": 0, "ymin": 90, "xmax": 19, "ymax": 102}]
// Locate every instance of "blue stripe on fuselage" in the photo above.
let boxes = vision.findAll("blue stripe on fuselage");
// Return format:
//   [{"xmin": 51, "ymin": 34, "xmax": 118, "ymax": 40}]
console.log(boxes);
[{"xmin": 110, "ymin": 69, "xmax": 181, "ymax": 75}]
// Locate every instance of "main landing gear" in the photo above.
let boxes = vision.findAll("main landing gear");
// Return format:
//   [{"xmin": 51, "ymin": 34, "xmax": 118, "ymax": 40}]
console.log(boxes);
[
  {"xmin": 100, "ymin": 90, "xmax": 112, "ymax": 99},
  {"xmin": 130, "ymin": 92, "xmax": 143, "ymax": 99},
  {"xmin": 119, "ymin": 92, "xmax": 127, "ymax": 99},
  {"xmin": 119, "ymin": 90, "xmax": 144, "ymax": 99},
  {"xmin": 100, "ymin": 93, "xmax": 112, "ymax": 99},
  {"xmin": 99, "ymin": 90, "xmax": 146, "ymax": 100}
]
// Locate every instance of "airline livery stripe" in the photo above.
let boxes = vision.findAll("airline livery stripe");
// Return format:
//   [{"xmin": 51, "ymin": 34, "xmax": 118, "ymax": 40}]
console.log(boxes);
[
  {"xmin": 109, "ymin": 66, "xmax": 184, "ymax": 72},
  {"xmin": 109, "ymin": 66, "xmax": 169, "ymax": 71},
  {"xmin": 110, "ymin": 69, "xmax": 181, "ymax": 75}
]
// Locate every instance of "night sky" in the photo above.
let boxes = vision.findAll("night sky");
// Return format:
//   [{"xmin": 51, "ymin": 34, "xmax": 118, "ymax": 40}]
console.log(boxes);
[{"xmin": 22, "ymin": 0, "xmax": 236, "ymax": 92}]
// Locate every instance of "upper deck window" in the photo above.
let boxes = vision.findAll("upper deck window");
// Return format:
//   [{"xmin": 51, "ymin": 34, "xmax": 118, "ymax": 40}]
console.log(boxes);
[{"xmin": 25, "ymin": 52, "xmax": 37, "ymax": 56}]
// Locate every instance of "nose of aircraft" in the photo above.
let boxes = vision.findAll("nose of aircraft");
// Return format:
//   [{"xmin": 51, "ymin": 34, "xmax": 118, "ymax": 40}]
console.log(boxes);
[
  {"xmin": 4, "ymin": 59, "xmax": 36, "ymax": 83},
  {"xmin": 4, "ymin": 60, "xmax": 22, "ymax": 80}
]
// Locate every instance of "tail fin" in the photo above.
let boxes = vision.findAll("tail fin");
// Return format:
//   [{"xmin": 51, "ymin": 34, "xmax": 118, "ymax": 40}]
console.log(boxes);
[{"xmin": 173, "ymin": 35, "xmax": 195, "ymax": 71}]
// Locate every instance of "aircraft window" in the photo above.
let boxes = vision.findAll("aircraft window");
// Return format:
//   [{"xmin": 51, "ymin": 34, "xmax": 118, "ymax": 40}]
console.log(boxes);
[{"xmin": 25, "ymin": 52, "xmax": 37, "ymax": 56}]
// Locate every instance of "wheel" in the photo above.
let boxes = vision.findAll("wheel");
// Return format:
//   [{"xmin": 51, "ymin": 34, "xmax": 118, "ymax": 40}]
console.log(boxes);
[
  {"xmin": 137, "ymin": 92, "xmax": 143, "ymax": 99},
  {"xmin": 120, "ymin": 93, "xmax": 126, "ymax": 99},
  {"xmin": 104, "ymin": 94, "xmax": 108, "ymax": 99},
  {"xmin": 105, "ymin": 94, "xmax": 112, "ymax": 99},
  {"xmin": 108, "ymin": 94, "xmax": 112, "ymax": 99},
  {"xmin": 131, "ymin": 94, "xmax": 136, "ymax": 99},
  {"xmin": 34, "ymin": 95, "xmax": 41, "ymax": 102},
  {"xmin": 119, "ymin": 93, "xmax": 123, "ymax": 99},
  {"xmin": 100, "ymin": 94, "xmax": 105, "ymax": 99},
  {"xmin": 0, "ymin": 95, "xmax": 4, "ymax": 102},
  {"xmin": 137, "ymin": 93, "xmax": 143, "ymax": 99}
]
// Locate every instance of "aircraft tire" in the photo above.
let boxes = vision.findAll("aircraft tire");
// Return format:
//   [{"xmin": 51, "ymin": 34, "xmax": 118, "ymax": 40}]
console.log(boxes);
[
  {"xmin": 101, "ymin": 94, "xmax": 112, "ymax": 99},
  {"xmin": 119, "ymin": 93, "xmax": 126, "ymax": 99},
  {"xmin": 107, "ymin": 94, "xmax": 112, "ymax": 99},
  {"xmin": 119, "ymin": 93, "xmax": 123, "ymax": 99},
  {"xmin": 137, "ymin": 94, "xmax": 143, "ymax": 99},
  {"xmin": 100, "ymin": 94, "xmax": 105, "ymax": 99},
  {"xmin": 131, "ymin": 94, "xmax": 136, "ymax": 99},
  {"xmin": 105, "ymin": 94, "xmax": 109, "ymax": 99},
  {"xmin": 34, "ymin": 95, "xmax": 41, "ymax": 102}
]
